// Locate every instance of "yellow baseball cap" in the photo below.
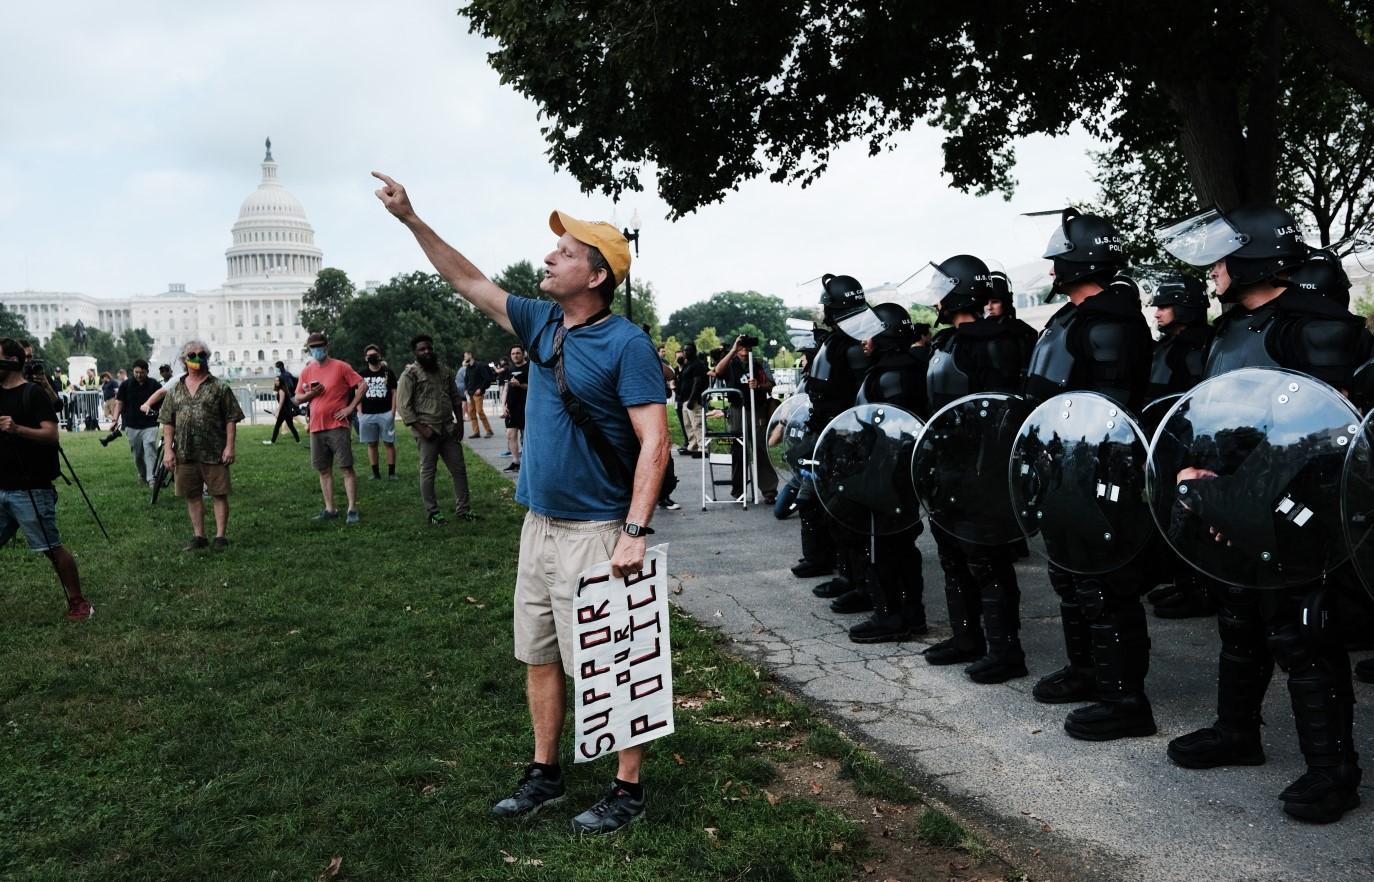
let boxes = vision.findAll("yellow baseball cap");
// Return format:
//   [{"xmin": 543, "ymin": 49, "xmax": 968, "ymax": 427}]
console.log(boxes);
[{"xmin": 549, "ymin": 210, "xmax": 631, "ymax": 286}]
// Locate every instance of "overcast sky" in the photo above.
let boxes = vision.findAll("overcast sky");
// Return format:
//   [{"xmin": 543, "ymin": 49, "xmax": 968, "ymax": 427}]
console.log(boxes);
[{"xmin": 1, "ymin": 0, "xmax": 1107, "ymax": 316}]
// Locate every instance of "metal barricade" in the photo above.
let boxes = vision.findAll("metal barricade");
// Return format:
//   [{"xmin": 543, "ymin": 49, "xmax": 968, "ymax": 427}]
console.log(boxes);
[{"xmin": 62, "ymin": 390, "xmax": 104, "ymax": 431}]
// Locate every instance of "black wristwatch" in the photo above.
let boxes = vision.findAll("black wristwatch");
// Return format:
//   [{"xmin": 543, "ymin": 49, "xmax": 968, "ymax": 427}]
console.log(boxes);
[{"xmin": 622, "ymin": 522, "xmax": 654, "ymax": 538}]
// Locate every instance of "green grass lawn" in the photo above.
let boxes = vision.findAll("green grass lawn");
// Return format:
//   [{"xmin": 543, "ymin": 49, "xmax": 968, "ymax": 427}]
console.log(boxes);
[{"xmin": 0, "ymin": 424, "xmax": 1000, "ymax": 881}]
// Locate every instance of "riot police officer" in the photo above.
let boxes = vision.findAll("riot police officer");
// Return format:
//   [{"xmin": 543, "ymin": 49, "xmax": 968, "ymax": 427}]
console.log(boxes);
[
  {"xmin": 985, "ymin": 270, "xmax": 1038, "ymax": 378},
  {"xmin": 808, "ymin": 275, "xmax": 885, "ymax": 605},
  {"xmin": 920, "ymin": 255, "xmax": 1032, "ymax": 682},
  {"xmin": 844, "ymin": 302, "xmax": 929, "ymax": 642},
  {"xmin": 1023, "ymin": 208, "xmax": 1157, "ymax": 741},
  {"xmin": 1144, "ymin": 272, "xmax": 1215, "ymax": 619},
  {"xmin": 1157, "ymin": 206, "xmax": 1368, "ymax": 823}
]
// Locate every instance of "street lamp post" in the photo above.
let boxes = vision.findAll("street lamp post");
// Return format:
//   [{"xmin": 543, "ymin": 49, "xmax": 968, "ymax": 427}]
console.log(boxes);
[{"xmin": 622, "ymin": 209, "xmax": 641, "ymax": 323}]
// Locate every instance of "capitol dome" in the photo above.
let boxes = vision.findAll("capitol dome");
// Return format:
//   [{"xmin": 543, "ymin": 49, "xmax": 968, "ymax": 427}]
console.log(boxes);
[{"xmin": 224, "ymin": 138, "xmax": 323, "ymax": 286}]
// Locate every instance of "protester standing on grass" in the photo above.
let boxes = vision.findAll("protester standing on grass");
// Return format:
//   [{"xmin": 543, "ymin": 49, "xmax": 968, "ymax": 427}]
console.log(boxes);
[
  {"xmin": 0, "ymin": 337, "xmax": 93, "ymax": 620},
  {"xmin": 358, "ymin": 344, "xmax": 399, "ymax": 481},
  {"xmin": 462, "ymin": 351, "xmax": 496, "ymax": 438},
  {"xmin": 111, "ymin": 359, "xmax": 162, "ymax": 486},
  {"xmin": 264, "ymin": 360, "xmax": 301, "ymax": 445},
  {"xmin": 294, "ymin": 332, "xmax": 366, "ymax": 524},
  {"xmin": 158, "ymin": 339, "xmax": 244, "ymax": 551},
  {"xmin": 375, "ymin": 171, "xmax": 669, "ymax": 835},
  {"xmin": 396, "ymin": 334, "xmax": 472, "ymax": 526},
  {"xmin": 501, "ymin": 344, "xmax": 529, "ymax": 472}
]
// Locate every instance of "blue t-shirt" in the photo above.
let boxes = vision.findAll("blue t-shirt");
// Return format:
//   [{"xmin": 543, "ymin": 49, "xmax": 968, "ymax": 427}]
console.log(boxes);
[{"xmin": 507, "ymin": 295, "xmax": 666, "ymax": 519}]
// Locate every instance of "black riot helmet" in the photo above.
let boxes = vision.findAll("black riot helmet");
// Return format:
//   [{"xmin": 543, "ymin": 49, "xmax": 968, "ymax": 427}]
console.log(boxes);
[
  {"xmin": 1156, "ymin": 204, "xmax": 1308, "ymax": 300},
  {"xmin": 987, "ymin": 270, "xmax": 1018, "ymax": 316},
  {"xmin": 1149, "ymin": 273, "xmax": 1208, "ymax": 329},
  {"xmin": 1282, "ymin": 248, "xmax": 1351, "ymax": 306},
  {"xmin": 914, "ymin": 254, "xmax": 993, "ymax": 323},
  {"xmin": 1040, "ymin": 207, "xmax": 1126, "ymax": 298},
  {"xmin": 871, "ymin": 302, "xmax": 916, "ymax": 351},
  {"xmin": 820, "ymin": 273, "xmax": 885, "ymax": 339}
]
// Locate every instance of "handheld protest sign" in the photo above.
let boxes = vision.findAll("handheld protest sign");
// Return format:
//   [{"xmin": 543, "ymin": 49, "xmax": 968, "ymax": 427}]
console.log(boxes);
[
  {"xmin": 1009, "ymin": 392, "xmax": 1153, "ymax": 574},
  {"xmin": 913, "ymin": 392, "xmax": 1033, "ymax": 545},
  {"xmin": 765, "ymin": 392, "xmax": 813, "ymax": 486},
  {"xmin": 813, "ymin": 404, "xmax": 924, "ymax": 535},
  {"xmin": 1342, "ymin": 410, "xmax": 1374, "ymax": 601},
  {"xmin": 1147, "ymin": 368, "xmax": 1358, "ymax": 589},
  {"xmin": 573, "ymin": 544, "xmax": 674, "ymax": 762}
]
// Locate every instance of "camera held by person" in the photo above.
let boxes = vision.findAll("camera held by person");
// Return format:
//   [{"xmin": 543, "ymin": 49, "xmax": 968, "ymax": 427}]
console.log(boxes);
[{"xmin": 98, "ymin": 427, "xmax": 123, "ymax": 447}]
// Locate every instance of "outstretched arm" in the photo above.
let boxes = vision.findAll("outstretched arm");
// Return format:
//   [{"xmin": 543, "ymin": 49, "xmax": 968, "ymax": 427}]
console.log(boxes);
[{"xmin": 372, "ymin": 171, "xmax": 512, "ymax": 334}]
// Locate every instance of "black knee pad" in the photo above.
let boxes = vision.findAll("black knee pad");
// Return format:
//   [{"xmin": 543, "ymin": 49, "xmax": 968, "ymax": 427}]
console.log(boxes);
[{"xmin": 1076, "ymin": 579, "xmax": 1109, "ymax": 623}]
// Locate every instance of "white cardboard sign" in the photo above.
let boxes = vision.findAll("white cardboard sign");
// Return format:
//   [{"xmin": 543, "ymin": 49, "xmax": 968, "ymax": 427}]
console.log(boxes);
[{"xmin": 572, "ymin": 543, "xmax": 674, "ymax": 762}]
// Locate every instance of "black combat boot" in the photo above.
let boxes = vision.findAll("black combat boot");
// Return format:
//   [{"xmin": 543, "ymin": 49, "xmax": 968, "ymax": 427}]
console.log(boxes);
[
  {"xmin": 1065, "ymin": 618, "xmax": 1156, "ymax": 741},
  {"xmin": 924, "ymin": 575, "xmax": 984, "ymax": 664},
  {"xmin": 830, "ymin": 588, "xmax": 874, "ymax": 614},
  {"xmin": 966, "ymin": 581, "xmax": 1027, "ymax": 684},
  {"xmin": 1280, "ymin": 664, "xmax": 1362, "ymax": 823},
  {"xmin": 1167, "ymin": 653, "xmax": 1269, "ymax": 768},
  {"xmin": 812, "ymin": 577, "xmax": 849, "ymax": 599},
  {"xmin": 1354, "ymin": 657, "xmax": 1374, "ymax": 683},
  {"xmin": 1033, "ymin": 600, "xmax": 1096, "ymax": 703},
  {"xmin": 850, "ymin": 581, "xmax": 923, "ymax": 644}
]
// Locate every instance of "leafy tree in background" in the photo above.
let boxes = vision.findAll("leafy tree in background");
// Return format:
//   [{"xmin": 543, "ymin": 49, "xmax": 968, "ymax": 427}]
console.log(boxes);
[
  {"xmin": 462, "ymin": 1, "xmax": 1374, "ymax": 217},
  {"xmin": 42, "ymin": 323, "xmax": 156, "ymax": 375},
  {"xmin": 120, "ymin": 328, "xmax": 153, "ymax": 365},
  {"xmin": 492, "ymin": 259, "xmax": 546, "ymax": 300},
  {"xmin": 613, "ymin": 280, "xmax": 661, "ymax": 340},
  {"xmin": 694, "ymin": 326, "xmax": 721, "ymax": 355},
  {"xmin": 0, "ymin": 306, "xmax": 28, "ymax": 340},
  {"xmin": 300, "ymin": 268, "xmax": 356, "ymax": 339},
  {"xmin": 662, "ymin": 336, "xmax": 682, "ymax": 364},
  {"xmin": 664, "ymin": 291, "xmax": 790, "ymax": 355}
]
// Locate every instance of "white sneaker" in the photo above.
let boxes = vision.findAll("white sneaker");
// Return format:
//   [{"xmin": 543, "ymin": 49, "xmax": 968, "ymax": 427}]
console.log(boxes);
[{"xmin": 262, "ymin": 440, "xmax": 274, "ymax": 445}]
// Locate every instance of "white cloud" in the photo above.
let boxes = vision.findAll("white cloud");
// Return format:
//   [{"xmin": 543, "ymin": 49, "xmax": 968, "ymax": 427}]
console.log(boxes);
[{"xmin": 0, "ymin": 0, "xmax": 1106, "ymax": 318}]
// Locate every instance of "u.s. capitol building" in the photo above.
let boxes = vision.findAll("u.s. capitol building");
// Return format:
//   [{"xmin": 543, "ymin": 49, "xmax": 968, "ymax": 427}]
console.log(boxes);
[{"xmin": 0, "ymin": 139, "xmax": 323, "ymax": 376}]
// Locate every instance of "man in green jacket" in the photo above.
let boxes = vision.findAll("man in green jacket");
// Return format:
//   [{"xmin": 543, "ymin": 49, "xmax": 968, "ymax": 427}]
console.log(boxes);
[{"xmin": 396, "ymin": 334, "xmax": 471, "ymax": 525}]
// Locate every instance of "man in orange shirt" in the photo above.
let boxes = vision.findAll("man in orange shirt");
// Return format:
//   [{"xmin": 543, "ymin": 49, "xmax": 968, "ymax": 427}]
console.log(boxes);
[{"xmin": 295, "ymin": 331, "xmax": 366, "ymax": 524}]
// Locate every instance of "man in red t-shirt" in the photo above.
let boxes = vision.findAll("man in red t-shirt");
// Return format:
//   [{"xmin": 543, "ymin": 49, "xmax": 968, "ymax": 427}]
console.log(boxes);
[{"xmin": 294, "ymin": 331, "xmax": 366, "ymax": 523}]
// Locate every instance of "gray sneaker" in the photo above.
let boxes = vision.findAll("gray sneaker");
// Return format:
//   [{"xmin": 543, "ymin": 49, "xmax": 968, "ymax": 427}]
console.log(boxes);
[
  {"xmin": 491, "ymin": 765, "xmax": 566, "ymax": 819},
  {"xmin": 569, "ymin": 783, "xmax": 645, "ymax": 835},
  {"xmin": 346, "ymin": 510, "xmax": 360, "ymax": 525},
  {"xmin": 311, "ymin": 510, "xmax": 340, "ymax": 523}
]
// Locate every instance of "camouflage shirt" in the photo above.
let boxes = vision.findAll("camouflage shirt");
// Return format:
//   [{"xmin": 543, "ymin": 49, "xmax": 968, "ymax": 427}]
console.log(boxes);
[{"xmin": 158, "ymin": 374, "xmax": 245, "ymax": 464}]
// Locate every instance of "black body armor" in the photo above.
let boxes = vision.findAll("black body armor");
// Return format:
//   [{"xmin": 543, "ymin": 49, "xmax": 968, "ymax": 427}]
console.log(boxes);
[
  {"xmin": 1147, "ymin": 324, "xmax": 1210, "ymax": 401},
  {"xmin": 807, "ymin": 331, "xmax": 868, "ymax": 429},
  {"xmin": 856, "ymin": 350, "xmax": 929, "ymax": 418},
  {"xmin": 927, "ymin": 319, "xmax": 1029, "ymax": 411}
]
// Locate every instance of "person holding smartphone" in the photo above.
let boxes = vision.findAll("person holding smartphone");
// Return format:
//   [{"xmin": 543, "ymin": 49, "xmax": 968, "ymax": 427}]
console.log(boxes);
[{"xmin": 295, "ymin": 331, "xmax": 366, "ymax": 524}]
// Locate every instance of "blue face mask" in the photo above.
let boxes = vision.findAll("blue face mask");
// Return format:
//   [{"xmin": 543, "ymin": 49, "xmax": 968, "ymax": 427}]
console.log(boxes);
[{"xmin": 310, "ymin": 347, "xmax": 327, "ymax": 361}]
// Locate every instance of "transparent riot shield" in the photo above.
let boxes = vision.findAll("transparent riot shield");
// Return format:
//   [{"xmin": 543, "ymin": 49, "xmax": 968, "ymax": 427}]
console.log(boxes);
[
  {"xmin": 765, "ymin": 393, "xmax": 812, "ymax": 486},
  {"xmin": 1341, "ymin": 409, "xmax": 1374, "ymax": 601},
  {"xmin": 813, "ymin": 404, "xmax": 924, "ymax": 535},
  {"xmin": 1009, "ymin": 392, "xmax": 1153, "ymax": 574},
  {"xmin": 1138, "ymin": 393, "xmax": 1183, "ymax": 443},
  {"xmin": 1147, "ymin": 367, "xmax": 1359, "ymax": 589},
  {"xmin": 913, "ymin": 392, "xmax": 1033, "ymax": 545}
]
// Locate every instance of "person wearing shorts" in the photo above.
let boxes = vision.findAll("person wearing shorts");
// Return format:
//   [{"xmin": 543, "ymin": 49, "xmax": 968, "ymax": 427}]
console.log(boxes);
[
  {"xmin": 295, "ymin": 332, "xmax": 365, "ymax": 524},
  {"xmin": 376, "ymin": 171, "xmax": 670, "ymax": 835},
  {"xmin": 501, "ymin": 344, "xmax": 528, "ymax": 472},
  {"xmin": 0, "ymin": 337, "xmax": 93, "ymax": 620},
  {"xmin": 357, "ymin": 344, "xmax": 399, "ymax": 481},
  {"xmin": 158, "ymin": 339, "xmax": 245, "ymax": 551}
]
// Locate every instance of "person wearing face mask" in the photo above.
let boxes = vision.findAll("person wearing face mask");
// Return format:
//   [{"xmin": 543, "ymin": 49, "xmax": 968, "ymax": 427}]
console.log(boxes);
[
  {"xmin": 397, "ymin": 334, "xmax": 471, "ymax": 525},
  {"xmin": 357, "ymin": 344, "xmax": 399, "ymax": 481},
  {"xmin": 294, "ymin": 332, "xmax": 367, "ymax": 524},
  {"xmin": 158, "ymin": 339, "xmax": 245, "ymax": 551}
]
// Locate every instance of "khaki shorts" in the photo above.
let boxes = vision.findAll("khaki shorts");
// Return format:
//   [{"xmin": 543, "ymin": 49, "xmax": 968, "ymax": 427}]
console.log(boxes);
[
  {"xmin": 513, "ymin": 511, "xmax": 623, "ymax": 672},
  {"xmin": 310, "ymin": 427, "xmax": 354, "ymax": 470},
  {"xmin": 175, "ymin": 461, "xmax": 231, "ymax": 497}
]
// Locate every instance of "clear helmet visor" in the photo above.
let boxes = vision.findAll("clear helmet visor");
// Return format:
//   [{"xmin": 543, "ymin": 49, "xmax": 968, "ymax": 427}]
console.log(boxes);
[
  {"xmin": 1023, "ymin": 209, "xmax": 1075, "ymax": 258},
  {"xmin": 1155, "ymin": 209, "xmax": 1247, "ymax": 267},
  {"xmin": 836, "ymin": 307, "xmax": 886, "ymax": 341},
  {"xmin": 786, "ymin": 317, "xmax": 815, "ymax": 350},
  {"xmin": 907, "ymin": 262, "xmax": 958, "ymax": 307}
]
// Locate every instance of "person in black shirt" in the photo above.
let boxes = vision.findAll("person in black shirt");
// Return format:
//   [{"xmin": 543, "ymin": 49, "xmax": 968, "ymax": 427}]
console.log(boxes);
[
  {"xmin": 357, "ymin": 344, "xmax": 399, "ymax": 480},
  {"xmin": 0, "ymin": 338, "xmax": 92, "ymax": 621},
  {"xmin": 676, "ymin": 344, "xmax": 708, "ymax": 456},
  {"xmin": 111, "ymin": 358, "xmax": 163, "ymax": 486},
  {"xmin": 502, "ymin": 344, "xmax": 530, "ymax": 472}
]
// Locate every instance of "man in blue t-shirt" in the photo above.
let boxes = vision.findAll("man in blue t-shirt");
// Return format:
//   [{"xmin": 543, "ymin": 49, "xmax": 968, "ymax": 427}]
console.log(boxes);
[{"xmin": 375, "ymin": 171, "xmax": 670, "ymax": 836}]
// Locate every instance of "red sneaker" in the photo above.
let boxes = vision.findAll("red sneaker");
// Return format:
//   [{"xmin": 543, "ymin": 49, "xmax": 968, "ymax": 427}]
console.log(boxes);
[{"xmin": 66, "ymin": 600, "xmax": 94, "ymax": 622}]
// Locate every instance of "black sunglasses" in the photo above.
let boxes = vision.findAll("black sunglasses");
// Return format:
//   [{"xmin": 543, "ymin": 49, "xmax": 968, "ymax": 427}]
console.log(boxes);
[{"xmin": 187, "ymin": 351, "xmax": 210, "ymax": 361}]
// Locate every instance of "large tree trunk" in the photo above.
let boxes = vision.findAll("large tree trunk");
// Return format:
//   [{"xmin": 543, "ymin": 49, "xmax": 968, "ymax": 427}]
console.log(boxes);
[
  {"xmin": 1241, "ymin": 9, "xmax": 1284, "ymax": 204},
  {"xmin": 1272, "ymin": 0, "xmax": 1374, "ymax": 106},
  {"xmin": 1159, "ymin": 77, "xmax": 1247, "ymax": 211}
]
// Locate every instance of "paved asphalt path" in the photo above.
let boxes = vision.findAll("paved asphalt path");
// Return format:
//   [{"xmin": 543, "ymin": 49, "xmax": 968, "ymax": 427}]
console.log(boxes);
[{"xmin": 465, "ymin": 430, "xmax": 1374, "ymax": 882}]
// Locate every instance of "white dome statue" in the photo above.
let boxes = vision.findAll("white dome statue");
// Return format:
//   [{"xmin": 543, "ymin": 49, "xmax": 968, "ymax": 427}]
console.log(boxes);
[{"xmin": 224, "ymin": 138, "xmax": 323, "ymax": 287}]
